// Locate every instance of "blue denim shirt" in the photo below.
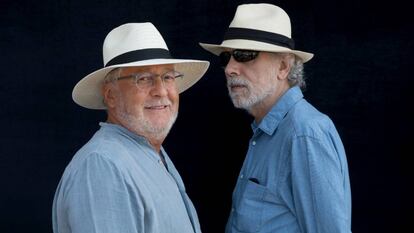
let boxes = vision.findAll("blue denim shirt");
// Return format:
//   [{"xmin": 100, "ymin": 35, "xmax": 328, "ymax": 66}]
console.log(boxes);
[
  {"xmin": 226, "ymin": 87, "xmax": 352, "ymax": 233},
  {"xmin": 53, "ymin": 122, "xmax": 200, "ymax": 233}
]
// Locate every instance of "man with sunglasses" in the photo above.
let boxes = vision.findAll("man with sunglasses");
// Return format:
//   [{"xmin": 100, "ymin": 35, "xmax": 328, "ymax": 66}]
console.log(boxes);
[
  {"xmin": 52, "ymin": 23, "xmax": 209, "ymax": 233},
  {"xmin": 200, "ymin": 3, "xmax": 351, "ymax": 233}
]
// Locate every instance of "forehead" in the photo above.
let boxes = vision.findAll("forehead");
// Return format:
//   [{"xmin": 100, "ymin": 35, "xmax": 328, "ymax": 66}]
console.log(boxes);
[{"xmin": 121, "ymin": 64, "xmax": 175, "ymax": 75}]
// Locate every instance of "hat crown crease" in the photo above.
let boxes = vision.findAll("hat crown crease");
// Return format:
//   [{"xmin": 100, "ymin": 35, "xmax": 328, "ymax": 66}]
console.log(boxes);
[
  {"xmin": 103, "ymin": 23, "xmax": 169, "ymax": 66},
  {"xmin": 228, "ymin": 4, "xmax": 291, "ymax": 38}
]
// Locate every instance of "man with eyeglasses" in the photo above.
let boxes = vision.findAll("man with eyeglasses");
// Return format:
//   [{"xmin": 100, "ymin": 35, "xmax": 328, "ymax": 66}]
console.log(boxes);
[
  {"xmin": 200, "ymin": 3, "xmax": 352, "ymax": 233},
  {"xmin": 52, "ymin": 22, "xmax": 209, "ymax": 233}
]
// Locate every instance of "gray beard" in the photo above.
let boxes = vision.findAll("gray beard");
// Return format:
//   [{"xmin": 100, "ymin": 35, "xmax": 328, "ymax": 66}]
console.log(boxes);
[{"xmin": 227, "ymin": 77, "xmax": 276, "ymax": 111}]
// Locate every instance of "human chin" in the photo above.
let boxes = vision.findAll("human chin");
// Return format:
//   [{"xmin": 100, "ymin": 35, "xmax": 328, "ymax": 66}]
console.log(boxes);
[
  {"xmin": 230, "ymin": 85, "xmax": 272, "ymax": 110},
  {"xmin": 228, "ymin": 87, "xmax": 252, "ymax": 108},
  {"xmin": 144, "ymin": 111, "xmax": 174, "ymax": 129},
  {"xmin": 142, "ymin": 109, "xmax": 178, "ymax": 138},
  {"xmin": 230, "ymin": 95, "xmax": 252, "ymax": 109},
  {"xmin": 118, "ymin": 107, "xmax": 177, "ymax": 139}
]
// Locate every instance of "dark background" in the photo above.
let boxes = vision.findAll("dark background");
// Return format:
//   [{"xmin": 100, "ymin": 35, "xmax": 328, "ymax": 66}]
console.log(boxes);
[{"xmin": 1, "ymin": 0, "xmax": 413, "ymax": 232}]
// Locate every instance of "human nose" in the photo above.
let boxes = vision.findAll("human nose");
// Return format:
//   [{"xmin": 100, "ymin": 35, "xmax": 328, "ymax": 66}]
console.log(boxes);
[
  {"xmin": 224, "ymin": 56, "xmax": 241, "ymax": 78},
  {"xmin": 149, "ymin": 76, "xmax": 168, "ymax": 96}
]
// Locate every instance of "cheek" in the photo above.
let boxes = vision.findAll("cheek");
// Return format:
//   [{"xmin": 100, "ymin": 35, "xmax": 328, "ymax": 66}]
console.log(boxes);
[
  {"xmin": 254, "ymin": 66, "xmax": 276, "ymax": 83},
  {"xmin": 172, "ymin": 101, "xmax": 179, "ymax": 113},
  {"xmin": 243, "ymin": 71, "xmax": 261, "ymax": 87},
  {"xmin": 169, "ymin": 90, "xmax": 179, "ymax": 104},
  {"xmin": 120, "ymin": 92, "xmax": 146, "ymax": 111}
]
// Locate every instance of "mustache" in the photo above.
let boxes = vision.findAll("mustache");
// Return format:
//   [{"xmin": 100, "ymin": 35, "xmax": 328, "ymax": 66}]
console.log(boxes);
[
  {"xmin": 227, "ymin": 77, "xmax": 250, "ymax": 87},
  {"xmin": 144, "ymin": 99, "xmax": 172, "ymax": 107}
]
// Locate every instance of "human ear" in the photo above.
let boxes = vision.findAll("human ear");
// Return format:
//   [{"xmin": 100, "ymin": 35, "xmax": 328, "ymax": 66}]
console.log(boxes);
[
  {"xmin": 277, "ymin": 54, "xmax": 293, "ymax": 80},
  {"xmin": 102, "ymin": 83, "xmax": 117, "ymax": 109}
]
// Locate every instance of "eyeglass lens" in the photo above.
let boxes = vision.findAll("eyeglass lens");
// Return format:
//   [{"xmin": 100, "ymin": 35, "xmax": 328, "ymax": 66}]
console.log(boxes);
[
  {"xmin": 117, "ymin": 70, "xmax": 183, "ymax": 89},
  {"xmin": 135, "ymin": 71, "xmax": 183, "ymax": 89},
  {"xmin": 219, "ymin": 50, "xmax": 260, "ymax": 67}
]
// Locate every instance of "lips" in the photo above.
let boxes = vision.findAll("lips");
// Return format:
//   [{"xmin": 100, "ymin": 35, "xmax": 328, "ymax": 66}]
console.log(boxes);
[
  {"xmin": 229, "ymin": 84, "xmax": 248, "ymax": 92},
  {"xmin": 230, "ymin": 84, "xmax": 246, "ymax": 88},
  {"xmin": 145, "ymin": 105, "xmax": 169, "ymax": 110}
]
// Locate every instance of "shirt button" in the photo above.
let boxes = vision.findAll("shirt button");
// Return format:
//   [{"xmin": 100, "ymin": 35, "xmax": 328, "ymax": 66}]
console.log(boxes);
[
  {"xmin": 231, "ymin": 208, "xmax": 235, "ymax": 212},
  {"xmin": 240, "ymin": 174, "xmax": 244, "ymax": 179},
  {"xmin": 252, "ymin": 141, "xmax": 256, "ymax": 146}
]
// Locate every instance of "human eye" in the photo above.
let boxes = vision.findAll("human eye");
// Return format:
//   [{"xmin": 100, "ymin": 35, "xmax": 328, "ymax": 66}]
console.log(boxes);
[
  {"xmin": 162, "ymin": 71, "xmax": 179, "ymax": 82},
  {"xmin": 135, "ymin": 73, "xmax": 153, "ymax": 84},
  {"xmin": 164, "ymin": 71, "xmax": 183, "ymax": 82}
]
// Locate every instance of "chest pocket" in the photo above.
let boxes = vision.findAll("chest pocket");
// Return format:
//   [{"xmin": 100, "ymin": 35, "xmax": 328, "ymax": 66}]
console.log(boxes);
[{"xmin": 233, "ymin": 179, "xmax": 267, "ymax": 232}]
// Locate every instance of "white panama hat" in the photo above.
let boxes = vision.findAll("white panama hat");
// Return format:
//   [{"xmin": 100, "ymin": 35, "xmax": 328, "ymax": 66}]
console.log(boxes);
[
  {"xmin": 199, "ymin": 3, "xmax": 313, "ymax": 62},
  {"xmin": 73, "ymin": 22, "xmax": 210, "ymax": 110}
]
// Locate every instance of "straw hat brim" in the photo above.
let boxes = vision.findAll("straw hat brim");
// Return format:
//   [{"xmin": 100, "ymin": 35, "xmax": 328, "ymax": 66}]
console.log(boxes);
[
  {"xmin": 199, "ymin": 39, "xmax": 313, "ymax": 63},
  {"xmin": 72, "ymin": 59, "xmax": 209, "ymax": 110}
]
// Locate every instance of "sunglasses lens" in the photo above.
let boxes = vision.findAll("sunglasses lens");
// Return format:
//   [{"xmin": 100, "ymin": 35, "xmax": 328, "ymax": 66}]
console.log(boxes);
[
  {"xmin": 219, "ymin": 50, "xmax": 260, "ymax": 67},
  {"xmin": 233, "ymin": 50, "xmax": 259, "ymax": 63},
  {"xmin": 219, "ymin": 51, "xmax": 231, "ymax": 67}
]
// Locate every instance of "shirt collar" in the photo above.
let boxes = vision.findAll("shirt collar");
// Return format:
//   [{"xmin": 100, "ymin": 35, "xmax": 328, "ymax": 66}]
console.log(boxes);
[
  {"xmin": 251, "ymin": 86, "xmax": 303, "ymax": 135},
  {"xmin": 99, "ymin": 122, "xmax": 151, "ymax": 146}
]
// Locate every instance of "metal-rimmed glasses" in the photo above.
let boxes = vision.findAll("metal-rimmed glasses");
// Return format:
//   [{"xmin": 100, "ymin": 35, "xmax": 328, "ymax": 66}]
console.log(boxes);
[{"xmin": 115, "ymin": 70, "xmax": 184, "ymax": 90}]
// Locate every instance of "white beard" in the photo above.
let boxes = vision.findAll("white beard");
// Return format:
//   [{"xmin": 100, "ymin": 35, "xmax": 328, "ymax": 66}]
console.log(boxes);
[{"xmin": 116, "ymin": 99, "xmax": 178, "ymax": 141}]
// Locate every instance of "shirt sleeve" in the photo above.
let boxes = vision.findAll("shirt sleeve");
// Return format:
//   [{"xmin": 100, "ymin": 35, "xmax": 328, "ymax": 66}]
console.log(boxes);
[
  {"xmin": 64, "ymin": 153, "xmax": 144, "ymax": 233},
  {"xmin": 291, "ymin": 135, "xmax": 351, "ymax": 233}
]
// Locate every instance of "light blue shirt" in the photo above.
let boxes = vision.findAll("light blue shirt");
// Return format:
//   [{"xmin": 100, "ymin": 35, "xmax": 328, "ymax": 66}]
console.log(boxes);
[
  {"xmin": 53, "ymin": 122, "xmax": 201, "ymax": 233},
  {"xmin": 226, "ymin": 87, "xmax": 352, "ymax": 233}
]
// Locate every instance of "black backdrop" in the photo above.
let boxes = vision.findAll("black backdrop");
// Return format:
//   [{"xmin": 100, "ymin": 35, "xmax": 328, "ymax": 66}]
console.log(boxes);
[{"xmin": 1, "ymin": 0, "xmax": 413, "ymax": 232}]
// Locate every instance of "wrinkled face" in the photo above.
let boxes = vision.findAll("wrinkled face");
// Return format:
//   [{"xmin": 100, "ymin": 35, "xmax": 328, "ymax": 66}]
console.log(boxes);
[
  {"xmin": 105, "ymin": 64, "xmax": 179, "ymax": 140},
  {"xmin": 224, "ymin": 51, "xmax": 281, "ymax": 111}
]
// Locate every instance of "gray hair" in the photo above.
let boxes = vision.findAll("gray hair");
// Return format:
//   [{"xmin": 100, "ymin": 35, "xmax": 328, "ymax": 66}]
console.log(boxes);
[
  {"xmin": 272, "ymin": 53, "xmax": 306, "ymax": 90},
  {"xmin": 287, "ymin": 56, "xmax": 306, "ymax": 90},
  {"xmin": 102, "ymin": 68, "xmax": 122, "ymax": 107},
  {"xmin": 103, "ymin": 67, "xmax": 122, "ymax": 83}
]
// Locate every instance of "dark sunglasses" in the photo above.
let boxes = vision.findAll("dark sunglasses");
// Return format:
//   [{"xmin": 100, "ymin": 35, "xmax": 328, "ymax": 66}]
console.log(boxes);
[{"xmin": 219, "ymin": 49, "xmax": 260, "ymax": 67}]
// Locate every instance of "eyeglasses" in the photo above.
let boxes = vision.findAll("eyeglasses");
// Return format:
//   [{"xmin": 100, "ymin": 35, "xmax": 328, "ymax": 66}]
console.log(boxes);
[
  {"xmin": 219, "ymin": 49, "xmax": 260, "ymax": 67},
  {"xmin": 116, "ymin": 70, "xmax": 184, "ymax": 90}
]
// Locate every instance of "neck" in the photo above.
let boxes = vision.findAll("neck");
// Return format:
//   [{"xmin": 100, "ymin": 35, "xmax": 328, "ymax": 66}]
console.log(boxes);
[
  {"xmin": 250, "ymin": 84, "xmax": 290, "ymax": 123},
  {"xmin": 146, "ymin": 137, "xmax": 164, "ymax": 153},
  {"xmin": 106, "ymin": 114, "xmax": 165, "ymax": 153}
]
